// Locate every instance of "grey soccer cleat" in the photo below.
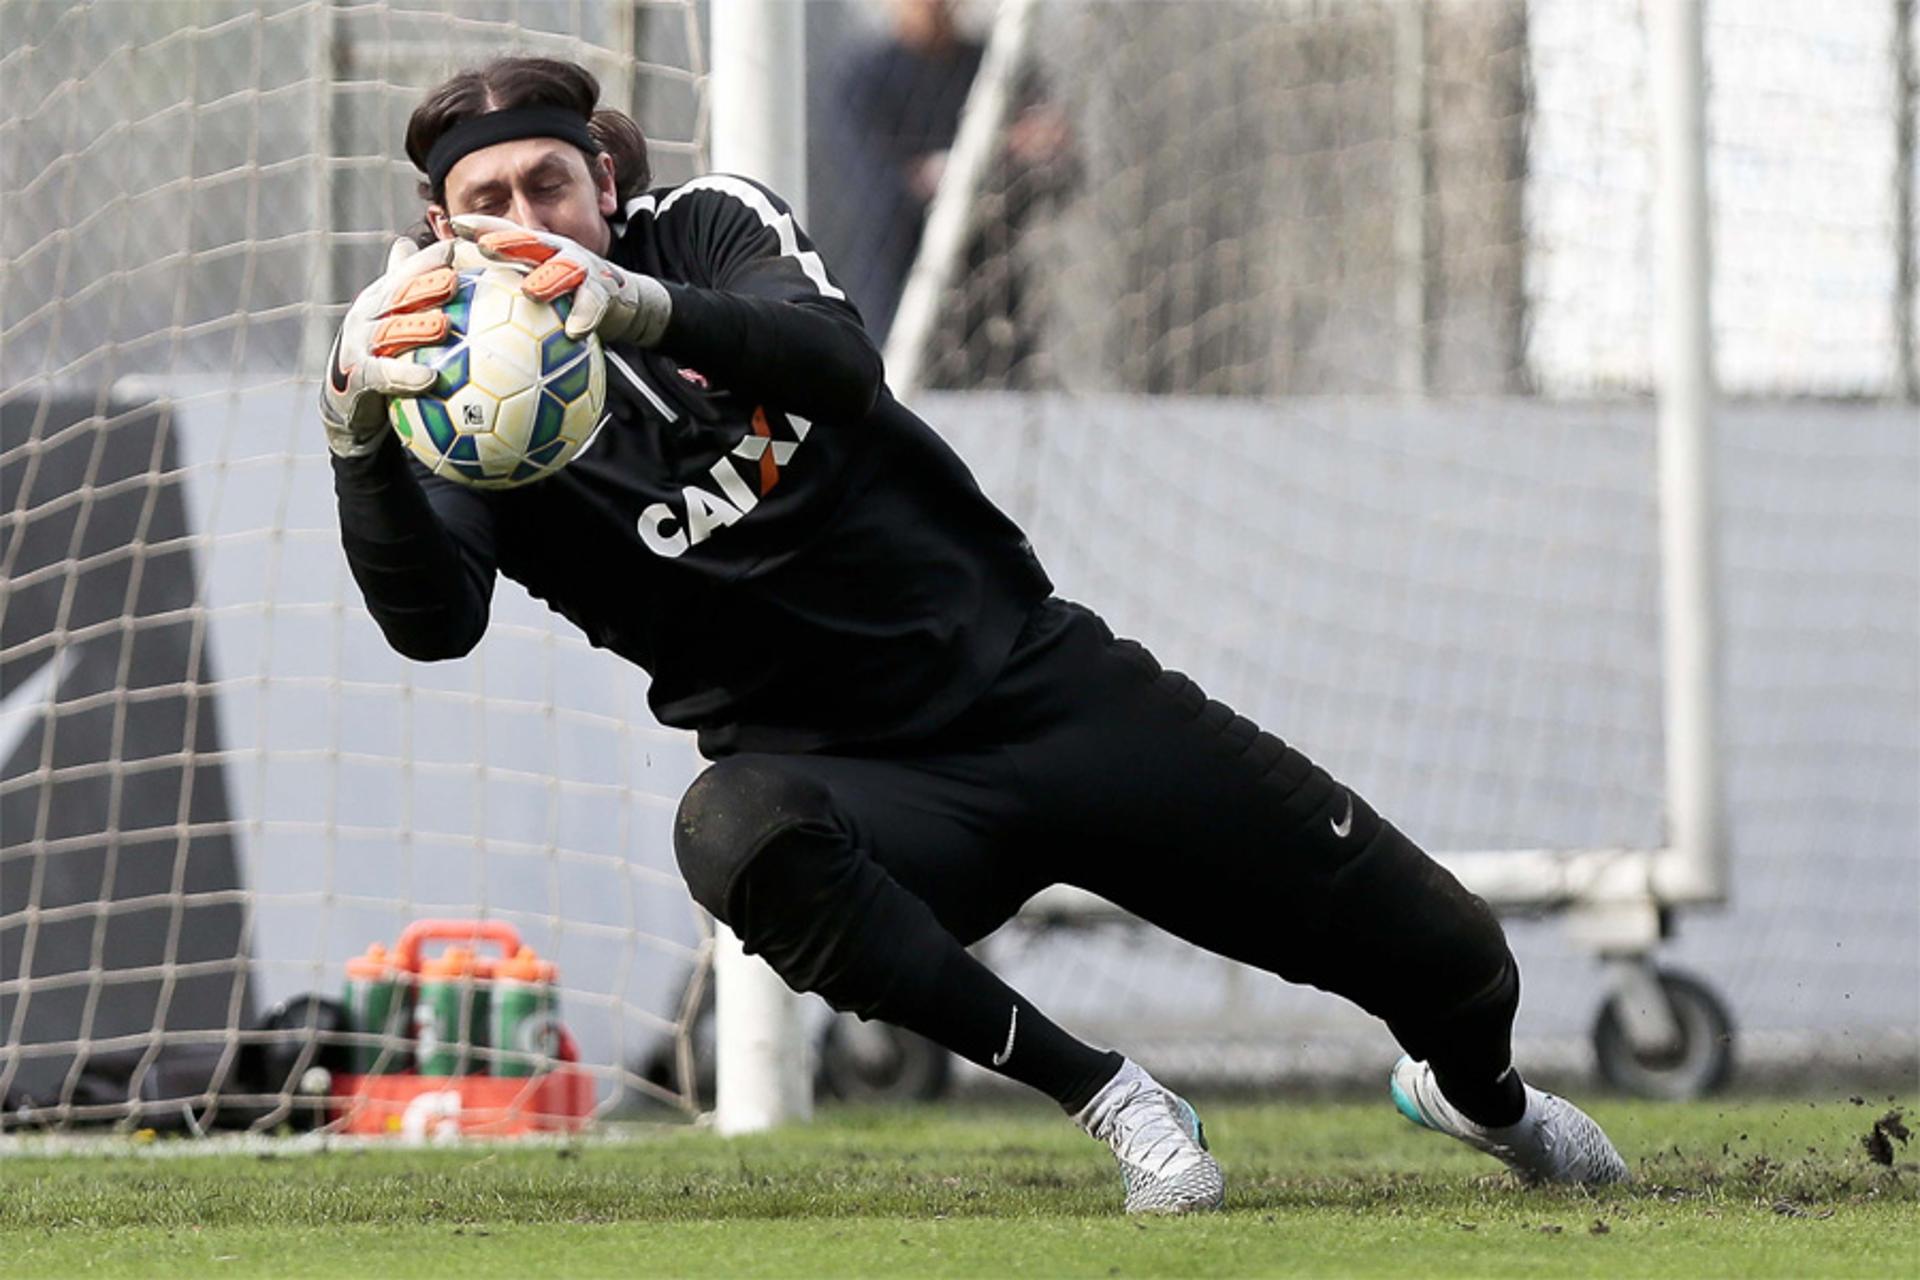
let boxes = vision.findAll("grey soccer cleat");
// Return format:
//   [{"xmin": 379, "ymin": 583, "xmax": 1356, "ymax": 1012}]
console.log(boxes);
[
  {"xmin": 1390, "ymin": 1055, "xmax": 1629, "ymax": 1185},
  {"xmin": 1076, "ymin": 1058, "xmax": 1227, "ymax": 1214}
]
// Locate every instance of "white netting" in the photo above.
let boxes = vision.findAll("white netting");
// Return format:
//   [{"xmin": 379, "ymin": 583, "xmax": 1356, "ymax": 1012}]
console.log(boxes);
[
  {"xmin": 820, "ymin": 0, "xmax": 1918, "ymax": 1086},
  {"xmin": 1, "ymin": 0, "xmax": 712, "ymax": 1129},
  {"xmin": 3, "ymin": 0, "xmax": 1915, "ymax": 1130}
]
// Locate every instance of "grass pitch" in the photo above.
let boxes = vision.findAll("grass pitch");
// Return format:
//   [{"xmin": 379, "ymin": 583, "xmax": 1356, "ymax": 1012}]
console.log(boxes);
[{"xmin": 3, "ymin": 1094, "xmax": 1913, "ymax": 1277}]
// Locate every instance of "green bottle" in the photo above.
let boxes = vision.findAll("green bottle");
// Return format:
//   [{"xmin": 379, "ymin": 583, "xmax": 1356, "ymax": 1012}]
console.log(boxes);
[
  {"xmin": 342, "ymin": 943, "xmax": 411, "ymax": 1074},
  {"xmin": 488, "ymin": 946, "xmax": 561, "ymax": 1077},
  {"xmin": 415, "ymin": 946, "xmax": 488, "ymax": 1076}
]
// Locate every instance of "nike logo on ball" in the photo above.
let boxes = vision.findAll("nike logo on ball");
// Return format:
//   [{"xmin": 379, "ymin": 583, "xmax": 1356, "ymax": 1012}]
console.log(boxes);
[
  {"xmin": 1331, "ymin": 793, "xmax": 1354, "ymax": 839},
  {"xmin": 992, "ymin": 1005, "xmax": 1020, "ymax": 1066}
]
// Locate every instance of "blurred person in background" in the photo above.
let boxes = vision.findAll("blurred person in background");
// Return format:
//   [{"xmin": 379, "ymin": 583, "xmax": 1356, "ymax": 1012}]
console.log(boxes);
[{"xmin": 819, "ymin": 0, "xmax": 1073, "ymax": 385}]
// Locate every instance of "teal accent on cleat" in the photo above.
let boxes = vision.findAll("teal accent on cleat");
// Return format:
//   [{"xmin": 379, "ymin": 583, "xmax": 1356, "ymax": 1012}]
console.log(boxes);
[
  {"xmin": 1183, "ymin": 1099, "xmax": 1207, "ymax": 1149},
  {"xmin": 1388, "ymin": 1055, "xmax": 1629, "ymax": 1186},
  {"xmin": 1389, "ymin": 1061, "xmax": 1427, "ymax": 1128}
]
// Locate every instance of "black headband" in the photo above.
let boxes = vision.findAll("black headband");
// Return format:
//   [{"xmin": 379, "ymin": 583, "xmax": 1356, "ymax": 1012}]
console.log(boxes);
[{"xmin": 425, "ymin": 106, "xmax": 598, "ymax": 191}]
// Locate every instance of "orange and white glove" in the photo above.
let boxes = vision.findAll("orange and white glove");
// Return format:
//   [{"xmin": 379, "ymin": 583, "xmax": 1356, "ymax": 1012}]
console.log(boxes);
[
  {"xmin": 320, "ymin": 237, "xmax": 491, "ymax": 458},
  {"xmin": 450, "ymin": 214, "xmax": 673, "ymax": 347}
]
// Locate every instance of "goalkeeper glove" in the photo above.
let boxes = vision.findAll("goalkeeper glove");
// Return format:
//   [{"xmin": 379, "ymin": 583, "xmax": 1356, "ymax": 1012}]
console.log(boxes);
[
  {"xmin": 320, "ymin": 237, "xmax": 490, "ymax": 459},
  {"xmin": 449, "ymin": 215, "xmax": 673, "ymax": 348}
]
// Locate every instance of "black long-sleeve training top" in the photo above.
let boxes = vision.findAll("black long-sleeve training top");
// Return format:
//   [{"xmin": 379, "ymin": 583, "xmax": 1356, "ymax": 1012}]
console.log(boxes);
[{"xmin": 331, "ymin": 174, "xmax": 1051, "ymax": 758}]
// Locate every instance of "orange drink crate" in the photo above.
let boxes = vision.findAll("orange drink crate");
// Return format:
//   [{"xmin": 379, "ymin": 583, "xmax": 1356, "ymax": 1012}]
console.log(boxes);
[{"xmin": 330, "ymin": 918, "xmax": 593, "ymax": 1137}]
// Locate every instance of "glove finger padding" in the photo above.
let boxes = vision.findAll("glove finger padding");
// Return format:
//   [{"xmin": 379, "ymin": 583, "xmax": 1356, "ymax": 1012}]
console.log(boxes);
[
  {"xmin": 448, "ymin": 214, "xmax": 670, "ymax": 346},
  {"xmin": 322, "ymin": 237, "xmax": 500, "ymax": 458},
  {"xmin": 342, "ymin": 238, "xmax": 498, "ymax": 366},
  {"xmin": 470, "ymin": 225, "xmax": 562, "ymax": 270},
  {"xmin": 370, "ymin": 309, "xmax": 451, "ymax": 357}
]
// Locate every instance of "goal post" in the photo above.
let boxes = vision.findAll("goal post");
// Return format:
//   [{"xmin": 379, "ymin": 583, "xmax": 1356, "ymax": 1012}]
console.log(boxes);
[
  {"xmin": 1647, "ymin": 0, "xmax": 1724, "ymax": 912},
  {"xmin": 707, "ymin": 0, "xmax": 814, "ymax": 1137}
]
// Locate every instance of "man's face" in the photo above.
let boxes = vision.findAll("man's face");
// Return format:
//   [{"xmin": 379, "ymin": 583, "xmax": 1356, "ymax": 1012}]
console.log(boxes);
[{"xmin": 431, "ymin": 137, "xmax": 617, "ymax": 255}]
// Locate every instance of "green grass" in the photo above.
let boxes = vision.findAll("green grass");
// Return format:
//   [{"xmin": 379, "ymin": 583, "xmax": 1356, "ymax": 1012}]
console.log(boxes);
[{"xmin": 3, "ymin": 1095, "xmax": 1914, "ymax": 1277}]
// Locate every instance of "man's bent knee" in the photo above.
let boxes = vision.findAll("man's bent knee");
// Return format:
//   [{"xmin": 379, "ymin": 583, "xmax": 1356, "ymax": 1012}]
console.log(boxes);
[
  {"xmin": 673, "ymin": 756, "xmax": 839, "ymax": 920},
  {"xmin": 672, "ymin": 757, "xmax": 919, "ymax": 1020}
]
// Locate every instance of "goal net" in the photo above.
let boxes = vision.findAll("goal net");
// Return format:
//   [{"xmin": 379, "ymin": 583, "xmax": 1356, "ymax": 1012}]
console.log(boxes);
[
  {"xmin": 4, "ymin": 0, "xmax": 1915, "ymax": 1134},
  {"xmin": 836, "ymin": 0, "xmax": 1918, "ymax": 1086},
  {"xmin": 1, "ymin": 0, "xmax": 714, "ymax": 1130}
]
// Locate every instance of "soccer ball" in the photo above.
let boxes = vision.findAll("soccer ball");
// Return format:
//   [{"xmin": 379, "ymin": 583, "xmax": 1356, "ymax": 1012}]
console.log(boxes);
[{"xmin": 388, "ymin": 265, "xmax": 607, "ymax": 489}]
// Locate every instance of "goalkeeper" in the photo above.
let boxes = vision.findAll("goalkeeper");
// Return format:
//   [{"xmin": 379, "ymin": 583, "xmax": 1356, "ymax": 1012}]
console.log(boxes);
[{"xmin": 326, "ymin": 57, "xmax": 1627, "ymax": 1212}]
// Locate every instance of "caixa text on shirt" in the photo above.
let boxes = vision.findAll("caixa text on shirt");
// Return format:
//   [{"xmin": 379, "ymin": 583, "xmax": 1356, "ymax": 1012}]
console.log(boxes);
[{"xmin": 637, "ymin": 406, "xmax": 809, "ymax": 558}]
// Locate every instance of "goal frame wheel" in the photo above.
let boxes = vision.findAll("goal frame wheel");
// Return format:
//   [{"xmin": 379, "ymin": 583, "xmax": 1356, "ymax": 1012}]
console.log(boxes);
[
  {"xmin": 1592, "ymin": 967, "xmax": 1734, "ymax": 1099},
  {"xmin": 814, "ymin": 1017, "xmax": 953, "ymax": 1104}
]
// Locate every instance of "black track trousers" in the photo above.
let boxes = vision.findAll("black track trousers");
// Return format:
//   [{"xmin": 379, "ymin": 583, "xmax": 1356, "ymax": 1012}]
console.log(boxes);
[{"xmin": 678, "ymin": 598, "xmax": 1518, "ymax": 1106}]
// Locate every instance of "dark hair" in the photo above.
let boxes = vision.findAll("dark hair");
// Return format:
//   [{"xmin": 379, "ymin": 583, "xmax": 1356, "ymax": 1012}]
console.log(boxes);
[{"xmin": 405, "ymin": 57, "xmax": 652, "ymax": 207}]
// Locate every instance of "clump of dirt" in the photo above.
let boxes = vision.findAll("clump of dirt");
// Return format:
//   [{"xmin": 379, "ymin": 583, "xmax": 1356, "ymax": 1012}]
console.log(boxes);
[{"xmin": 1861, "ymin": 1108, "xmax": 1910, "ymax": 1167}]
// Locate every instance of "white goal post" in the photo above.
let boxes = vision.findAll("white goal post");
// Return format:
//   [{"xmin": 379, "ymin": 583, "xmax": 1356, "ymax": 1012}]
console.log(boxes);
[{"xmin": 707, "ymin": 0, "xmax": 814, "ymax": 1137}]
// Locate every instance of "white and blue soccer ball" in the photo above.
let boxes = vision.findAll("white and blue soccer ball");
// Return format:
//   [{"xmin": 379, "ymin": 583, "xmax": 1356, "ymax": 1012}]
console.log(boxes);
[{"xmin": 389, "ymin": 265, "xmax": 606, "ymax": 489}]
